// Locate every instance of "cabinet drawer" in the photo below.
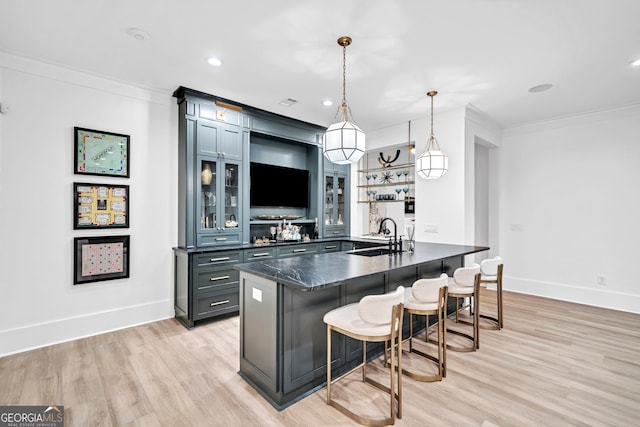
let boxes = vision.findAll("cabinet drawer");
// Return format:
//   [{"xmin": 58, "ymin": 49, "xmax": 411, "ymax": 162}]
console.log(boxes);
[
  {"xmin": 245, "ymin": 247, "xmax": 276, "ymax": 261},
  {"xmin": 197, "ymin": 232, "xmax": 242, "ymax": 247},
  {"xmin": 193, "ymin": 250, "xmax": 242, "ymax": 268},
  {"xmin": 323, "ymin": 227, "xmax": 347, "ymax": 238},
  {"xmin": 194, "ymin": 289, "xmax": 239, "ymax": 320},
  {"xmin": 194, "ymin": 268, "xmax": 239, "ymax": 294},
  {"xmin": 277, "ymin": 243, "xmax": 318, "ymax": 258},
  {"xmin": 320, "ymin": 242, "xmax": 341, "ymax": 253}
]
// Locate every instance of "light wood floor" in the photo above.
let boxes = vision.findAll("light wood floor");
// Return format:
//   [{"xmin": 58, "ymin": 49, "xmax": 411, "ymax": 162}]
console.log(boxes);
[{"xmin": 2, "ymin": 290, "xmax": 640, "ymax": 426}]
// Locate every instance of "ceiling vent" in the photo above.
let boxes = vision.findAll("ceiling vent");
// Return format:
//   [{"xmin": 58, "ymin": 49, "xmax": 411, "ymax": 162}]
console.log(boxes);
[{"xmin": 278, "ymin": 98, "xmax": 298, "ymax": 107}]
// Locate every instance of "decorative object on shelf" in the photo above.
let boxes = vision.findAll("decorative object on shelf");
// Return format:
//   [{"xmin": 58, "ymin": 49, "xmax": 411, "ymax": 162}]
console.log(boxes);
[
  {"xmin": 380, "ymin": 170, "xmax": 394, "ymax": 184},
  {"xmin": 256, "ymin": 214, "xmax": 303, "ymax": 220},
  {"xmin": 225, "ymin": 214, "xmax": 238, "ymax": 228},
  {"xmin": 324, "ymin": 36, "xmax": 365, "ymax": 165},
  {"xmin": 377, "ymin": 150, "xmax": 400, "ymax": 168},
  {"xmin": 417, "ymin": 91, "xmax": 448, "ymax": 179},
  {"xmin": 74, "ymin": 235, "xmax": 130, "ymax": 285},
  {"xmin": 74, "ymin": 127, "xmax": 130, "ymax": 178},
  {"xmin": 74, "ymin": 182, "xmax": 129, "ymax": 229},
  {"xmin": 201, "ymin": 163, "xmax": 213, "ymax": 185}
]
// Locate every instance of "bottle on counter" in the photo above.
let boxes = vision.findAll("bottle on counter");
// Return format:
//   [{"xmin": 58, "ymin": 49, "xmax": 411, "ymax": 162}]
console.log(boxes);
[{"xmin": 313, "ymin": 217, "xmax": 319, "ymax": 239}]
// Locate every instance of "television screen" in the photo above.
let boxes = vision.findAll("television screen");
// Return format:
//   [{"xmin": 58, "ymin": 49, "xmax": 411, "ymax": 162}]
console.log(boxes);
[{"xmin": 250, "ymin": 162, "xmax": 309, "ymax": 208}]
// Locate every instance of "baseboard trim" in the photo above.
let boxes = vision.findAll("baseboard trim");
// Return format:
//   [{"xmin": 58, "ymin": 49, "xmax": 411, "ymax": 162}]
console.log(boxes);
[
  {"xmin": 504, "ymin": 276, "xmax": 640, "ymax": 314},
  {"xmin": 0, "ymin": 300, "xmax": 173, "ymax": 357}
]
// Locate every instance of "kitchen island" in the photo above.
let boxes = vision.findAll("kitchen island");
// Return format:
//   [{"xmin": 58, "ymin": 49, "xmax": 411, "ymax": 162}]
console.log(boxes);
[{"xmin": 234, "ymin": 241, "xmax": 488, "ymax": 409}]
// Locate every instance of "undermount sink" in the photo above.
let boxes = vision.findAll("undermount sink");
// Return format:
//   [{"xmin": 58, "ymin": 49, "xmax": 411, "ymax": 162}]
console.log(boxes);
[{"xmin": 349, "ymin": 248, "xmax": 402, "ymax": 257}]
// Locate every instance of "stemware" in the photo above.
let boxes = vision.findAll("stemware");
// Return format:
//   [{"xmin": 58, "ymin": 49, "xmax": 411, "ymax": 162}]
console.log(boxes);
[
  {"xmin": 372, "ymin": 173, "xmax": 378, "ymax": 183},
  {"xmin": 395, "ymin": 188, "xmax": 402, "ymax": 200},
  {"xmin": 403, "ymin": 170, "xmax": 409, "ymax": 182},
  {"xmin": 396, "ymin": 170, "xmax": 403, "ymax": 181},
  {"xmin": 403, "ymin": 187, "xmax": 409, "ymax": 198},
  {"xmin": 366, "ymin": 174, "xmax": 372, "ymax": 184}
]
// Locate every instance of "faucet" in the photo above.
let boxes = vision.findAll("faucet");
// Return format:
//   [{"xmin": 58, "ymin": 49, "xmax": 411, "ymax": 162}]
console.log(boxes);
[{"xmin": 379, "ymin": 217, "xmax": 400, "ymax": 254}]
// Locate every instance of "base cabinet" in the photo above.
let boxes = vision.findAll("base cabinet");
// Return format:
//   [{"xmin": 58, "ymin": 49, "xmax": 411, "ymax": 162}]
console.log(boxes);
[{"xmin": 174, "ymin": 248, "xmax": 242, "ymax": 328}]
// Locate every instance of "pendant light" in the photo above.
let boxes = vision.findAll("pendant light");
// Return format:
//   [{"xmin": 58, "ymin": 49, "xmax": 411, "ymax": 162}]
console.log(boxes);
[
  {"xmin": 417, "ymin": 91, "xmax": 448, "ymax": 179},
  {"xmin": 324, "ymin": 36, "xmax": 365, "ymax": 165}
]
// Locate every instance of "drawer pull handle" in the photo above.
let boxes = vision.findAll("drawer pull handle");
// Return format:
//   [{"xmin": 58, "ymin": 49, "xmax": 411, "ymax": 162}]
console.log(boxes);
[
  {"xmin": 293, "ymin": 248, "xmax": 307, "ymax": 253},
  {"xmin": 325, "ymin": 245, "xmax": 337, "ymax": 249},
  {"xmin": 332, "ymin": 231, "xmax": 340, "ymax": 234},
  {"xmin": 209, "ymin": 257, "xmax": 230, "ymax": 262},
  {"xmin": 210, "ymin": 300, "xmax": 230, "ymax": 307},
  {"xmin": 252, "ymin": 252, "xmax": 270, "ymax": 257},
  {"xmin": 215, "ymin": 237, "xmax": 228, "ymax": 241},
  {"xmin": 210, "ymin": 275, "xmax": 230, "ymax": 282}
]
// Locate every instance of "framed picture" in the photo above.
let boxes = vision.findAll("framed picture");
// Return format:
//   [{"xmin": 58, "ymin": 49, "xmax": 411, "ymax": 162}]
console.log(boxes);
[
  {"xmin": 74, "ymin": 235, "xmax": 130, "ymax": 285},
  {"xmin": 74, "ymin": 183, "xmax": 129, "ymax": 229},
  {"xmin": 74, "ymin": 127, "xmax": 130, "ymax": 177}
]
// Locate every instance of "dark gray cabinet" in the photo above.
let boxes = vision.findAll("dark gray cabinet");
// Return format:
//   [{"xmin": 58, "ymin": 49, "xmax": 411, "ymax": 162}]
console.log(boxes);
[
  {"xmin": 323, "ymin": 162, "xmax": 350, "ymax": 237},
  {"xmin": 174, "ymin": 248, "xmax": 243, "ymax": 328}
]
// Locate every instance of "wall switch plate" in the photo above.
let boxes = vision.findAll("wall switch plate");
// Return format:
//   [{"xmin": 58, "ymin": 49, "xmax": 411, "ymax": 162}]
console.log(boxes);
[
  {"xmin": 424, "ymin": 224, "xmax": 438, "ymax": 233},
  {"xmin": 597, "ymin": 275, "xmax": 606, "ymax": 286},
  {"xmin": 0, "ymin": 102, "xmax": 9, "ymax": 114},
  {"xmin": 510, "ymin": 224, "xmax": 523, "ymax": 232}
]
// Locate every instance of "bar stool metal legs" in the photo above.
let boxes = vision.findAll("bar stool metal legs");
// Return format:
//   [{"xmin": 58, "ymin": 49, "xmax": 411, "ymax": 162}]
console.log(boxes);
[
  {"xmin": 324, "ymin": 288, "xmax": 404, "ymax": 426},
  {"xmin": 446, "ymin": 266, "xmax": 481, "ymax": 352},
  {"xmin": 479, "ymin": 260, "xmax": 504, "ymax": 330}
]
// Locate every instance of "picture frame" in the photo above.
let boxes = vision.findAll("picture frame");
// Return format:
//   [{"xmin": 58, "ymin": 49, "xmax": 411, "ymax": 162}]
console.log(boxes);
[
  {"xmin": 74, "ymin": 127, "xmax": 130, "ymax": 178},
  {"xmin": 73, "ymin": 182, "xmax": 129, "ymax": 229},
  {"xmin": 74, "ymin": 235, "xmax": 130, "ymax": 285}
]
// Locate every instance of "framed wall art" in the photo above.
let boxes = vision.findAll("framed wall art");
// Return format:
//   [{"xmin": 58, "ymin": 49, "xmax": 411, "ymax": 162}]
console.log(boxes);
[
  {"xmin": 74, "ymin": 183, "xmax": 129, "ymax": 229},
  {"xmin": 74, "ymin": 127, "xmax": 130, "ymax": 178},
  {"xmin": 74, "ymin": 235, "xmax": 130, "ymax": 285}
]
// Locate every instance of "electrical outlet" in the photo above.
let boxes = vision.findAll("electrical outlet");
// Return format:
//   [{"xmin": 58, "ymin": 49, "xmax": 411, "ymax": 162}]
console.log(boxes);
[{"xmin": 597, "ymin": 275, "xmax": 606, "ymax": 286}]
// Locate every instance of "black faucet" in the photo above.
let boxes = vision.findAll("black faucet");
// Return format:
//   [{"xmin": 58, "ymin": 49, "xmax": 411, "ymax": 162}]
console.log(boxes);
[{"xmin": 379, "ymin": 217, "xmax": 401, "ymax": 254}]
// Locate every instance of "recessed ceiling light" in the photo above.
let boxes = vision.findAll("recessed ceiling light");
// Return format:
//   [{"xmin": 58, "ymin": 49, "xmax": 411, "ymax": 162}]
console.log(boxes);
[
  {"xmin": 125, "ymin": 27, "xmax": 150, "ymax": 41},
  {"xmin": 528, "ymin": 83, "xmax": 553, "ymax": 93},
  {"xmin": 630, "ymin": 58, "xmax": 640, "ymax": 67},
  {"xmin": 278, "ymin": 98, "xmax": 298, "ymax": 107},
  {"xmin": 322, "ymin": 100, "xmax": 333, "ymax": 107},
  {"xmin": 207, "ymin": 57, "xmax": 222, "ymax": 67}
]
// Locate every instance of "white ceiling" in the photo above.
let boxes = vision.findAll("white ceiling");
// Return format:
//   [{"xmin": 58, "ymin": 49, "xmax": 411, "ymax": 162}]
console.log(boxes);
[{"xmin": 1, "ymin": 0, "xmax": 639, "ymax": 131}]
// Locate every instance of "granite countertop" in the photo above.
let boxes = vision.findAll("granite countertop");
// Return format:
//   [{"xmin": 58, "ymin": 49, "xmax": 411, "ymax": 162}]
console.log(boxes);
[{"xmin": 234, "ymin": 242, "xmax": 489, "ymax": 291}]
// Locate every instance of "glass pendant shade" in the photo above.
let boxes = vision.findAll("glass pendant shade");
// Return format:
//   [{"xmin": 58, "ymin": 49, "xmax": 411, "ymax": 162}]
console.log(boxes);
[
  {"xmin": 324, "ymin": 119, "xmax": 365, "ymax": 165},
  {"xmin": 417, "ymin": 138, "xmax": 448, "ymax": 179}
]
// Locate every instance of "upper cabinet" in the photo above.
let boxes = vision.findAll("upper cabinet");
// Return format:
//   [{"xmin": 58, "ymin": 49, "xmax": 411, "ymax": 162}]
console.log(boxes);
[
  {"xmin": 323, "ymin": 161, "xmax": 350, "ymax": 237},
  {"xmin": 174, "ymin": 87, "xmax": 334, "ymax": 248}
]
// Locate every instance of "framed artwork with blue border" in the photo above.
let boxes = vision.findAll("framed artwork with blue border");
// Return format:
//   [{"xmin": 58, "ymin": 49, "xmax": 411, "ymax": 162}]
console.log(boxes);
[{"xmin": 74, "ymin": 127, "xmax": 130, "ymax": 178}]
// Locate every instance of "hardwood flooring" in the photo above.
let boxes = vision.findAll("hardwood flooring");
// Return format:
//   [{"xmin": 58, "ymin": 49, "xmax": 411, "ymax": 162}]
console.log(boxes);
[{"xmin": 1, "ymin": 290, "xmax": 639, "ymax": 426}]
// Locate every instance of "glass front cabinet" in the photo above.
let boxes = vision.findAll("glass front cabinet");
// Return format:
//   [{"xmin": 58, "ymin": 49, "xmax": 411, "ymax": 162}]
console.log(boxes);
[
  {"xmin": 323, "ymin": 162, "xmax": 349, "ymax": 237},
  {"xmin": 197, "ymin": 158, "xmax": 242, "ymax": 246}
]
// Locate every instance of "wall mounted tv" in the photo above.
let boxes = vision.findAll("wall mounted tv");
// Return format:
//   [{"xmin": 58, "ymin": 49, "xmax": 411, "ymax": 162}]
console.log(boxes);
[{"xmin": 250, "ymin": 162, "xmax": 310, "ymax": 208}]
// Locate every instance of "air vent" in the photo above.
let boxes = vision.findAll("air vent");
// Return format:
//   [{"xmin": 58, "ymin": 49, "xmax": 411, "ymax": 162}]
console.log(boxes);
[{"xmin": 278, "ymin": 98, "xmax": 298, "ymax": 107}]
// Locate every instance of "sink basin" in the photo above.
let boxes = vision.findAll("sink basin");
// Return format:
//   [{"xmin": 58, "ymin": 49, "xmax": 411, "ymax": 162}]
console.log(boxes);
[{"xmin": 349, "ymin": 248, "xmax": 401, "ymax": 257}]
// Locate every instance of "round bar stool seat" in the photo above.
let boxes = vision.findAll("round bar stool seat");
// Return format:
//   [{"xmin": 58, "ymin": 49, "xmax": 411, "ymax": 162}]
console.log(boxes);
[
  {"xmin": 323, "ymin": 286, "xmax": 405, "ymax": 426},
  {"xmin": 401, "ymin": 273, "xmax": 448, "ymax": 381},
  {"xmin": 446, "ymin": 264, "xmax": 481, "ymax": 352},
  {"xmin": 479, "ymin": 256, "xmax": 504, "ymax": 330}
]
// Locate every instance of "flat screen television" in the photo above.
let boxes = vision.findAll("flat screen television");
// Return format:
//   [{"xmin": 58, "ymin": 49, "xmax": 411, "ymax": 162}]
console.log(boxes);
[{"xmin": 250, "ymin": 162, "xmax": 309, "ymax": 208}]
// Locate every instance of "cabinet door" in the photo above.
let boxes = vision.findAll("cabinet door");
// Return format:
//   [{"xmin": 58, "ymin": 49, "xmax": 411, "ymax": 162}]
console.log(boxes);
[
  {"xmin": 197, "ymin": 158, "xmax": 243, "ymax": 245},
  {"xmin": 197, "ymin": 120, "xmax": 242, "ymax": 160}
]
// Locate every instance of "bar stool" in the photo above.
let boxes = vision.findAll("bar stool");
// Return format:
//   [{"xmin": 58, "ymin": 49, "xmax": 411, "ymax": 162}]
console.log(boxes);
[
  {"xmin": 402, "ymin": 273, "xmax": 448, "ymax": 381},
  {"xmin": 479, "ymin": 256, "xmax": 504, "ymax": 330},
  {"xmin": 446, "ymin": 264, "xmax": 481, "ymax": 352},
  {"xmin": 323, "ymin": 287, "xmax": 405, "ymax": 426}
]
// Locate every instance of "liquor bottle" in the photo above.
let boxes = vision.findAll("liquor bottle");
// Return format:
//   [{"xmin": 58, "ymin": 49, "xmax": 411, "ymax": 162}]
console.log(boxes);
[{"xmin": 313, "ymin": 217, "xmax": 319, "ymax": 239}]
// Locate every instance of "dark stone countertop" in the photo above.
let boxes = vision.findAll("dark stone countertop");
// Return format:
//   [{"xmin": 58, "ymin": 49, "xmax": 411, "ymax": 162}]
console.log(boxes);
[{"xmin": 234, "ymin": 241, "xmax": 489, "ymax": 291}]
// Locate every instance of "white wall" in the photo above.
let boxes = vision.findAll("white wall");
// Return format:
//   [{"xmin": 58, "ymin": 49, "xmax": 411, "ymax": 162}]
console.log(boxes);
[
  {"xmin": 0, "ymin": 52, "xmax": 178, "ymax": 356},
  {"xmin": 500, "ymin": 104, "xmax": 640, "ymax": 313}
]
